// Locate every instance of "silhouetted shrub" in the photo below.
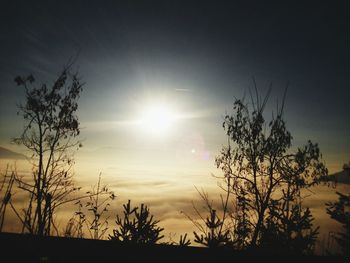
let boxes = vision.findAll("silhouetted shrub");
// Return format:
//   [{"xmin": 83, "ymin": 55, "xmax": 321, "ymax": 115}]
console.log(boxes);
[
  {"xmin": 326, "ymin": 192, "xmax": 350, "ymax": 255},
  {"xmin": 178, "ymin": 233, "xmax": 191, "ymax": 247},
  {"xmin": 0, "ymin": 167, "xmax": 15, "ymax": 232},
  {"xmin": 64, "ymin": 173, "xmax": 115, "ymax": 239},
  {"xmin": 109, "ymin": 200, "xmax": 164, "ymax": 244},
  {"xmin": 260, "ymin": 200, "xmax": 319, "ymax": 255},
  {"xmin": 193, "ymin": 209, "xmax": 231, "ymax": 248}
]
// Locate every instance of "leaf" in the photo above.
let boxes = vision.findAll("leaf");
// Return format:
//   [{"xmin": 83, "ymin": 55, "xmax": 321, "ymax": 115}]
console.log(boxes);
[
  {"xmin": 27, "ymin": 75, "xmax": 35, "ymax": 83},
  {"xmin": 14, "ymin": 76, "xmax": 24, "ymax": 86}
]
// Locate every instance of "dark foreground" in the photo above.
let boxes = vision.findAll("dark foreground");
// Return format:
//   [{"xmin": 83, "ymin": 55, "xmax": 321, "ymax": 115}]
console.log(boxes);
[{"xmin": 0, "ymin": 232, "xmax": 346, "ymax": 263}]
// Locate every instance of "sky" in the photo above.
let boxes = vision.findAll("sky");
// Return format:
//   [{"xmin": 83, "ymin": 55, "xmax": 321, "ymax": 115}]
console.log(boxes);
[{"xmin": 0, "ymin": 0, "xmax": 349, "ymax": 246}]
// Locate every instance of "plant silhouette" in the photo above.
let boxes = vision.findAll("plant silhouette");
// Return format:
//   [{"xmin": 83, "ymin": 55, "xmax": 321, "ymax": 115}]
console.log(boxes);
[
  {"xmin": 216, "ymin": 86, "xmax": 327, "ymax": 249},
  {"xmin": 12, "ymin": 63, "xmax": 84, "ymax": 235},
  {"xmin": 0, "ymin": 166, "xmax": 15, "ymax": 232},
  {"xmin": 326, "ymin": 192, "xmax": 350, "ymax": 255},
  {"xmin": 64, "ymin": 173, "xmax": 115, "ymax": 239},
  {"xmin": 193, "ymin": 209, "xmax": 231, "ymax": 248},
  {"xmin": 109, "ymin": 200, "xmax": 164, "ymax": 244},
  {"xmin": 187, "ymin": 85, "xmax": 327, "ymax": 253},
  {"xmin": 178, "ymin": 233, "xmax": 191, "ymax": 247},
  {"xmin": 260, "ymin": 199, "xmax": 319, "ymax": 254},
  {"xmin": 184, "ymin": 187, "xmax": 232, "ymax": 248}
]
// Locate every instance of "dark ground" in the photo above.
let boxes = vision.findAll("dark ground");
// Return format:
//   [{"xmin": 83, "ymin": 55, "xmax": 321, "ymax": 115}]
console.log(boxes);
[{"xmin": 0, "ymin": 232, "xmax": 346, "ymax": 263}]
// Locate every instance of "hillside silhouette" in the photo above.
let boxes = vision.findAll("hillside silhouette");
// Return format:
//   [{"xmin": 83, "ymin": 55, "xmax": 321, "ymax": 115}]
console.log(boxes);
[
  {"xmin": 0, "ymin": 147, "xmax": 26, "ymax": 160},
  {"xmin": 330, "ymin": 167, "xmax": 350, "ymax": 185}
]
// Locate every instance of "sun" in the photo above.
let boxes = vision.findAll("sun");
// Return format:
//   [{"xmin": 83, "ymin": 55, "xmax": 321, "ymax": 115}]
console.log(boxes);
[{"xmin": 140, "ymin": 105, "xmax": 176, "ymax": 135}]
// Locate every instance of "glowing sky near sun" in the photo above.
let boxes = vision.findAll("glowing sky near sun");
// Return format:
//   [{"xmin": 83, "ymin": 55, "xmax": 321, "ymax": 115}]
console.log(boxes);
[{"xmin": 0, "ymin": 1, "xmax": 349, "ymax": 251}]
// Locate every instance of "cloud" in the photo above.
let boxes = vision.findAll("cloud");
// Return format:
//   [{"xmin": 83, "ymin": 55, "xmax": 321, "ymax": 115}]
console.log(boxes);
[
  {"xmin": 3, "ymin": 158, "xmax": 350, "ymax": 246},
  {"xmin": 175, "ymin": 88, "xmax": 192, "ymax": 92}
]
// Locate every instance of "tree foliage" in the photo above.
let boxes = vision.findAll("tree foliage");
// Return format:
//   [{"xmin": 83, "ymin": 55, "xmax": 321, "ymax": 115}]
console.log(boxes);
[
  {"xmin": 184, "ymin": 187, "xmax": 232, "ymax": 248},
  {"xmin": 64, "ymin": 174, "xmax": 115, "ymax": 239},
  {"xmin": 177, "ymin": 233, "xmax": 191, "ymax": 247},
  {"xmin": 216, "ymin": 86, "xmax": 327, "ymax": 252},
  {"xmin": 193, "ymin": 208, "xmax": 231, "ymax": 248},
  {"xmin": 260, "ymin": 199, "xmax": 319, "ymax": 254},
  {"xmin": 326, "ymin": 192, "xmax": 350, "ymax": 255},
  {"xmin": 12, "ymin": 64, "xmax": 84, "ymax": 235},
  {"xmin": 109, "ymin": 200, "xmax": 164, "ymax": 245},
  {"xmin": 0, "ymin": 167, "xmax": 16, "ymax": 232},
  {"xmin": 231, "ymin": 189, "xmax": 252, "ymax": 249},
  {"xmin": 80, "ymin": 173, "xmax": 115, "ymax": 240}
]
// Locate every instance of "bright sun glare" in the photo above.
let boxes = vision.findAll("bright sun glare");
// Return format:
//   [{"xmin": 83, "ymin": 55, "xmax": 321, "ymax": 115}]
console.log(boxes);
[{"xmin": 141, "ymin": 105, "xmax": 176, "ymax": 135}]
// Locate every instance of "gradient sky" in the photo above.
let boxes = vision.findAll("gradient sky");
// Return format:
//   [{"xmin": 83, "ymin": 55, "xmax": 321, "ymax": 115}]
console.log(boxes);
[
  {"xmin": 0, "ymin": 1, "xmax": 350, "ymax": 242},
  {"xmin": 1, "ymin": 1, "xmax": 349, "ymax": 172}
]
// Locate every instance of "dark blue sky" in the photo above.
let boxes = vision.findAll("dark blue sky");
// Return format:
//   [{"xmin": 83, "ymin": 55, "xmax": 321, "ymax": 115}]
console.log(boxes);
[{"xmin": 0, "ymin": 0, "xmax": 349, "ymax": 171}]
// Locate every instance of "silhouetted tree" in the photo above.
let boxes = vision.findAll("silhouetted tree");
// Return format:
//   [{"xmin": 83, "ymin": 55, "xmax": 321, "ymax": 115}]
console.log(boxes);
[
  {"xmin": 178, "ymin": 233, "xmax": 191, "ymax": 247},
  {"xmin": 81, "ymin": 173, "xmax": 115, "ymax": 239},
  {"xmin": 326, "ymin": 192, "xmax": 350, "ymax": 255},
  {"xmin": 215, "ymin": 85, "xmax": 327, "ymax": 249},
  {"xmin": 185, "ymin": 188, "xmax": 231, "ymax": 248},
  {"xmin": 109, "ymin": 200, "xmax": 164, "ymax": 244},
  {"xmin": 12, "ymin": 63, "xmax": 84, "ymax": 235},
  {"xmin": 193, "ymin": 209, "xmax": 231, "ymax": 248},
  {"xmin": 64, "ymin": 173, "xmax": 115, "ymax": 239},
  {"xmin": 0, "ymin": 166, "xmax": 15, "ymax": 232},
  {"xmin": 231, "ymin": 189, "xmax": 252, "ymax": 249},
  {"xmin": 260, "ymin": 198, "xmax": 319, "ymax": 254},
  {"xmin": 166, "ymin": 233, "xmax": 192, "ymax": 246}
]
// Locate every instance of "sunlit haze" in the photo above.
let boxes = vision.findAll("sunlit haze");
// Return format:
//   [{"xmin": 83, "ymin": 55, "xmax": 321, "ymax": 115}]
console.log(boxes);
[{"xmin": 0, "ymin": 1, "xmax": 349, "ymax": 255}]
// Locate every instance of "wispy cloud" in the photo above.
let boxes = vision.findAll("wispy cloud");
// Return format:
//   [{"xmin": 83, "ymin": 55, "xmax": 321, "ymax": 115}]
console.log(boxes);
[{"xmin": 175, "ymin": 88, "xmax": 192, "ymax": 92}]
